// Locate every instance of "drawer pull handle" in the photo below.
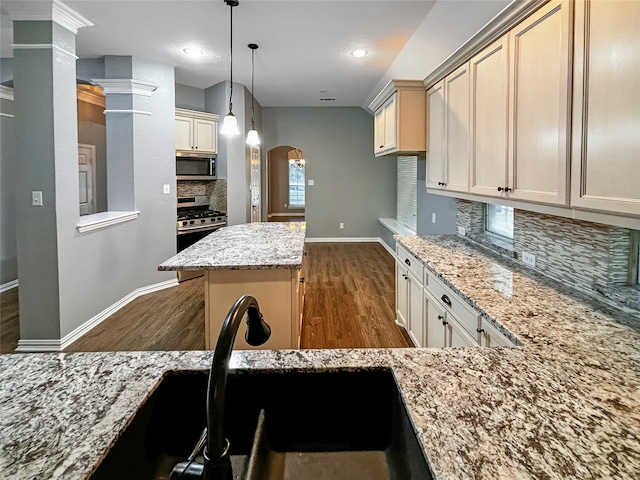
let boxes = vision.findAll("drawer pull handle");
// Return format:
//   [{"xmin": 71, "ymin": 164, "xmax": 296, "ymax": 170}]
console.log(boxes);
[
  {"xmin": 438, "ymin": 315, "xmax": 448, "ymax": 326},
  {"xmin": 404, "ymin": 258, "xmax": 411, "ymax": 266},
  {"xmin": 441, "ymin": 294, "xmax": 452, "ymax": 307},
  {"xmin": 476, "ymin": 328, "xmax": 485, "ymax": 333}
]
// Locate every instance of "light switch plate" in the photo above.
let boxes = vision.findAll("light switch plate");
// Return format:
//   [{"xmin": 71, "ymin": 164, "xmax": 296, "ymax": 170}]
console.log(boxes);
[
  {"xmin": 308, "ymin": 179, "xmax": 315, "ymax": 186},
  {"xmin": 457, "ymin": 226, "xmax": 466, "ymax": 236},
  {"xmin": 522, "ymin": 252, "xmax": 536, "ymax": 268},
  {"xmin": 339, "ymin": 223, "xmax": 344, "ymax": 229},
  {"xmin": 163, "ymin": 184, "xmax": 170, "ymax": 194},
  {"xmin": 431, "ymin": 213, "xmax": 436, "ymax": 224},
  {"xmin": 32, "ymin": 191, "xmax": 43, "ymax": 206}
]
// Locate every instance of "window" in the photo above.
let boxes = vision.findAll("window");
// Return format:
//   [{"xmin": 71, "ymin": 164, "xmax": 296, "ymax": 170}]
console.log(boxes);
[
  {"xmin": 486, "ymin": 204, "xmax": 514, "ymax": 240},
  {"xmin": 288, "ymin": 162, "xmax": 305, "ymax": 207}
]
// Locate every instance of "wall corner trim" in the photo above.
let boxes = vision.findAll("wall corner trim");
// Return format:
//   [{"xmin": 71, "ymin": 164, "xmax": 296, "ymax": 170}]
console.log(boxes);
[
  {"xmin": 91, "ymin": 79, "xmax": 159, "ymax": 97},
  {"xmin": 15, "ymin": 278, "xmax": 179, "ymax": 352},
  {"xmin": 11, "ymin": 43, "xmax": 78, "ymax": 60},
  {"xmin": 76, "ymin": 211, "xmax": 140, "ymax": 233},
  {"xmin": 378, "ymin": 238, "xmax": 397, "ymax": 259},
  {"xmin": 0, "ymin": 279, "xmax": 19, "ymax": 293}
]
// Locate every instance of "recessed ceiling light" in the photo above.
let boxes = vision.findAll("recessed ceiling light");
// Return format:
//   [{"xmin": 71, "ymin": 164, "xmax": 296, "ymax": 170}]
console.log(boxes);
[
  {"xmin": 351, "ymin": 49, "xmax": 368, "ymax": 58},
  {"xmin": 183, "ymin": 47, "xmax": 204, "ymax": 57}
]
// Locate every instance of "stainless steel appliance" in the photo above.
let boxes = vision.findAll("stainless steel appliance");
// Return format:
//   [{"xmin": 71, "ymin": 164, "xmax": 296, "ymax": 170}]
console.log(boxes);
[
  {"xmin": 176, "ymin": 195, "xmax": 227, "ymax": 281},
  {"xmin": 176, "ymin": 153, "xmax": 216, "ymax": 181}
]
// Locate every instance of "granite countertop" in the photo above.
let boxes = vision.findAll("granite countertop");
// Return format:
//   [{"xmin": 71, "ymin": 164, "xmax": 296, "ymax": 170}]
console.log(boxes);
[
  {"xmin": 2, "ymin": 235, "xmax": 640, "ymax": 479},
  {"xmin": 158, "ymin": 222, "xmax": 306, "ymax": 271}
]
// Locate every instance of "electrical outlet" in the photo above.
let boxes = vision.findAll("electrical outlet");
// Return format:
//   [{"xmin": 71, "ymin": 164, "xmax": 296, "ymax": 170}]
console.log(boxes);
[
  {"xmin": 457, "ymin": 226, "xmax": 466, "ymax": 236},
  {"xmin": 339, "ymin": 222, "xmax": 344, "ymax": 229},
  {"xmin": 308, "ymin": 179, "xmax": 315, "ymax": 186},
  {"xmin": 522, "ymin": 252, "xmax": 536, "ymax": 268},
  {"xmin": 163, "ymin": 184, "xmax": 170, "ymax": 194},
  {"xmin": 32, "ymin": 191, "xmax": 43, "ymax": 206},
  {"xmin": 284, "ymin": 203, "xmax": 288, "ymax": 208},
  {"xmin": 431, "ymin": 213, "xmax": 436, "ymax": 224}
]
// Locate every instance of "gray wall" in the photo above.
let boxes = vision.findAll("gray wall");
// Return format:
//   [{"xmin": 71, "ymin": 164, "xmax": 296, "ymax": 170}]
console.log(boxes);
[
  {"xmin": 416, "ymin": 158, "xmax": 457, "ymax": 235},
  {"xmin": 0, "ymin": 98, "xmax": 17, "ymax": 284},
  {"xmin": 262, "ymin": 107, "xmax": 396, "ymax": 238},
  {"xmin": 175, "ymin": 83, "xmax": 205, "ymax": 111}
]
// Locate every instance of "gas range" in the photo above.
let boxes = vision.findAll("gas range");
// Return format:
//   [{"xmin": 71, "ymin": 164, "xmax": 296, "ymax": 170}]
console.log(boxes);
[{"xmin": 177, "ymin": 195, "xmax": 227, "ymax": 235}]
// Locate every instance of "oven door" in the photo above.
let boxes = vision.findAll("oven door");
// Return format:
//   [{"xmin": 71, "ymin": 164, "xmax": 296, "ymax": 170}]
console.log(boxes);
[{"xmin": 177, "ymin": 226, "xmax": 221, "ymax": 252}]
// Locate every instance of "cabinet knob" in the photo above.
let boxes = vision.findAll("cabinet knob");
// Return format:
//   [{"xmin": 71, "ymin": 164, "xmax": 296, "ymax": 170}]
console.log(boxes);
[
  {"xmin": 504, "ymin": 187, "xmax": 512, "ymax": 192},
  {"xmin": 379, "ymin": 145, "xmax": 384, "ymax": 149},
  {"xmin": 476, "ymin": 328, "xmax": 485, "ymax": 333},
  {"xmin": 497, "ymin": 186, "xmax": 504, "ymax": 192},
  {"xmin": 300, "ymin": 278, "xmax": 305, "ymax": 284}
]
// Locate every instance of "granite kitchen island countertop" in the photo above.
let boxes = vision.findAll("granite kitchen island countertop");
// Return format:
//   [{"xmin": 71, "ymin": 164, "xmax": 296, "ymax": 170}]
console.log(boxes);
[
  {"xmin": 2, "ymin": 235, "xmax": 640, "ymax": 479},
  {"xmin": 159, "ymin": 222, "xmax": 306, "ymax": 271}
]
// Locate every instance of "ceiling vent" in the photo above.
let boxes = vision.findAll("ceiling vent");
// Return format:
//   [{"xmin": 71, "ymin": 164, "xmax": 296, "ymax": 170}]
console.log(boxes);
[{"xmin": 320, "ymin": 97, "xmax": 336, "ymax": 102}]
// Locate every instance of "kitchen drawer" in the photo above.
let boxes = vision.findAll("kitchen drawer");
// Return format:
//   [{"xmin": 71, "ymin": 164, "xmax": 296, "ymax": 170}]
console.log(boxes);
[
  {"xmin": 426, "ymin": 273, "xmax": 480, "ymax": 337},
  {"xmin": 397, "ymin": 245, "xmax": 424, "ymax": 281}
]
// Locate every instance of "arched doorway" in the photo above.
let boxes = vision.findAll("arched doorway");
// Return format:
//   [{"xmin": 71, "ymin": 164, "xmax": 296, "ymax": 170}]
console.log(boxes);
[{"xmin": 266, "ymin": 145, "xmax": 306, "ymax": 222}]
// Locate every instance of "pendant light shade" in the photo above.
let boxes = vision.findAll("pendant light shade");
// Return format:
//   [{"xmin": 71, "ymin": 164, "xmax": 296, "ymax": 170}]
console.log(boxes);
[
  {"xmin": 222, "ymin": 0, "xmax": 240, "ymax": 136},
  {"xmin": 246, "ymin": 43, "xmax": 260, "ymax": 145},
  {"xmin": 221, "ymin": 112, "xmax": 240, "ymax": 135}
]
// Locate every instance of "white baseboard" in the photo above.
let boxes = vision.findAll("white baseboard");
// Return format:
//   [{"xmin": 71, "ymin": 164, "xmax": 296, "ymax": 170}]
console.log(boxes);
[
  {"xmin": 305, "ymin": 237, "xmax": 379, "ymax": 243},
  {"xmin": 0, "ymin": 279, "xmax": 18, "ymax": 293},
  {"xmin": 15, "ymin": 278, "xmax": 179, "ymax": 352},
  {"xmin": 377, "ymin": 238, "xmax": 396, "ymax": 259},
  {"xmin": 268, "ymin": 213, "xmax": 305, "ymax": 217}
]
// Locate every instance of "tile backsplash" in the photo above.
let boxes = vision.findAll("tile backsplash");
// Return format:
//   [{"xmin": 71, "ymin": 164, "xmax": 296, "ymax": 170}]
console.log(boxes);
[
  {"xmin": 456, "ymin": 199, "xmax": 635, "ymax": 297},
  {"xmin": 177, "ymin": 179, "xmax": 227, "ymax": 213}
]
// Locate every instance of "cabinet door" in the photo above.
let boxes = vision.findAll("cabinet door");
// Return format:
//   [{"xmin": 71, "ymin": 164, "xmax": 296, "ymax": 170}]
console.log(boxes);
[
  {"xmin": 425, "ymin": 290, "xmax": 447, "ymax": 348},
  {"xmin": 508, "ymin": 0, "xmax": 571, "ymax": 205},
  {"xmin": 426, "ymin": 81, "xmax": 446, "ymax": 189},
  {"xmin": 445, "ymin": 63, "xmax": 470, "ymax": 193},
  {"xmin": 469, "ymin": 35, "xmax": 509, "ymax": 198},
  {"xmin": 175, "ymin": 116, "xmax": 193, "ymax": 150},
  {"xmin": 383, "ymin": 93, "xmax": 398, "ymax": 152},
  {"xmin": 570, "ymin": 0, "xmax": 640, "ymax": 216},
  {"xmin": 374, "ymin": 107, "xmax": 385, "ymax": 154},
  {"xmin": 194, "ymin": 118, "xmax": 217, "ymax": 153},
  {"xmin": 396, "ymin": 262, "xmax": 409, "ymax": 328},
  {"xmin": 449, "ymin": 317, "xmax": 479, "ymax": 347},
  {"xmin": 408, "ymin": 272, "xmax": 424, "ymax": 347}
]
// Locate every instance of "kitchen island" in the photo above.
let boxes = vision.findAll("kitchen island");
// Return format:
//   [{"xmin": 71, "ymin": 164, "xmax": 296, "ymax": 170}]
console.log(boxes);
[
  {"xmin": 2, "ymin": 235, "xmax": 640, "ymax": 479},
  {"xmin": 159, "ymin": 222, "xmax": 306, "ymax": 350}
]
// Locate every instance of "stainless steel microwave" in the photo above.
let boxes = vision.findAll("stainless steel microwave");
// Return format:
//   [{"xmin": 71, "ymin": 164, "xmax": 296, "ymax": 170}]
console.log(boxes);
[{"xmin": 176, "ymin": 153, "xmax": 216, "ymax": 181}]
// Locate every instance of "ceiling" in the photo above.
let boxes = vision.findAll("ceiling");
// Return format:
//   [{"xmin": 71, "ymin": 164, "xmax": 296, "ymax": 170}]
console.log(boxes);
[{"xmin": 0, "ymin": 1, "xmax": 438, "ymax": 107}]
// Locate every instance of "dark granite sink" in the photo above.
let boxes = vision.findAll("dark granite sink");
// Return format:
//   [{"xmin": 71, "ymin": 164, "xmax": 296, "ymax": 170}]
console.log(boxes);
[{"xmin": 90, "ymin": 369, "xmax": 432, "ymax": 480}]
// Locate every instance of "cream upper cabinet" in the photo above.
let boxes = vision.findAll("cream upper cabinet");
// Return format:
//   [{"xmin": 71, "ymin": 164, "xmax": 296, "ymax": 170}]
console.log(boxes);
[
  {"xmin": 426, "ymin": 81, "xmax": 445, "ymax": 189},
  {"xmin": 427, "ymin": 65, "xmax": 470, "ymax": 193},
  {"xmin": 444, "ymin": 63, "xmax": 470, "ymax": 193},
  {"xmin": 570, "ymin": 0, "xmax": 640, "ymax": 217},
  {"xmin": 369, "ymin": 80, "xmax": 426, "ymax": 157},
  {"xmin": 469, "ymin": 35, "xmax": 510, "ymax": 198},
  {"xmin": 507, "ymin": 0, "xmax": 571, "ymax": 206},
  {"xmin": 175, "ymin": 108, "xmax": 219, "ymax": 154}
]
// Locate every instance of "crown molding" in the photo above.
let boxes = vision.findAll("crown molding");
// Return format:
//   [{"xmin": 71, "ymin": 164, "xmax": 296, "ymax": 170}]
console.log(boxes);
[
  {"xmin": 0, "ymin": 86, "xmax": 15, "ymax": 101},
  {"xmin": 91, "ymin": 79, "xmax": 159, "ymax": 97},
  {"xmin": 103, "ymin": 110, "xmax": 152, "ymax": 116},
  {"xmin": 368, "ymin": 79, "xmax": 424, "ymax": 112},
  {"xmin": 2, "ymin": 0, "xmax": 94, "ymax": 34}
]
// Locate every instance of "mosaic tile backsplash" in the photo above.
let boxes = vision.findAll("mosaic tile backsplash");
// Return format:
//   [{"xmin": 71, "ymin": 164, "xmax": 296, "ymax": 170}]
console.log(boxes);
[
  {"xmin": 177, "ymin": 179, "xmax": 227, "ymax": 213},
  {"xmin": 456, "ymin": 199, "xmax": 635, "ymax": 298}
]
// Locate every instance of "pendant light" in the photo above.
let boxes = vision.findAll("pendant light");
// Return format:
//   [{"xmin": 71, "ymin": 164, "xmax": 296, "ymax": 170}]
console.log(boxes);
[
  {"xmin": 220, "ymin": 0, "xmax": 240, "ymax": 135},
  {"xmin": 245, "ymin": 43, "xmax": 260, "ymax": 146}
]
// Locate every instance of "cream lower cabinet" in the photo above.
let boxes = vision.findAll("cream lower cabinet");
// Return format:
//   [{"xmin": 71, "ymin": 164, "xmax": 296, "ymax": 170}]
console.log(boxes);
[
  {"xmin": 205, "ymin": 267, "xmax": 303, "ymax": 350},
  {"xmin": 479, "ymin": 317, "xmax": 515, "ymax": 347},
  {"xmin": 396, "ymin": 246, "xmax": 425, "ymax": 346},
  {"xmin": 570, "ymin": 0, "xmax": 640, "ymax": 217}
]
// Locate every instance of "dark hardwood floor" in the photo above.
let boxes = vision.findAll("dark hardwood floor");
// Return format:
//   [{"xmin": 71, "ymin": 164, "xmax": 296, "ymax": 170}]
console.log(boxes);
[
  {"xmin": 268, "ymin": 215, "xmax": 305, "ymax": 223},
  {"xmin": 0, "ymin": 243, "xmax": 410, "ymax": 353}
]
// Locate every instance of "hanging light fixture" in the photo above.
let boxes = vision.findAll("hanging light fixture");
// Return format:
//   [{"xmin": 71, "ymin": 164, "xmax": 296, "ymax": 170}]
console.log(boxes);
[
  {"xmin": 288, "ymin": 148, "xmax": 305, "ymax": 168},
  {"xmin": 220, "ymin": 0, "xmax": 240, "ymax": 135},
  {"xmin": 246, "ymin": 43, "xmax": 260, "ymax": 146}
]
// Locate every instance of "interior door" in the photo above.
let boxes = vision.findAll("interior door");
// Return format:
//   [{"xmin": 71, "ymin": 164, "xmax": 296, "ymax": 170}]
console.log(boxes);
[
  {"xmin": 250, "ymin": 145, "xmax": 262, "ymax": 222},
  {"xmin": 78, "ymin": 144, "xmax": 97, "ymax": 216}
]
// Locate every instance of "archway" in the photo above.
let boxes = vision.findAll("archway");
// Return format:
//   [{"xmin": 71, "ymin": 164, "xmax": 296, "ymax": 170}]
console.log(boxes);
[{"xmin": 266, "ymin": 145, "xmax": 306, "ymax": 222}]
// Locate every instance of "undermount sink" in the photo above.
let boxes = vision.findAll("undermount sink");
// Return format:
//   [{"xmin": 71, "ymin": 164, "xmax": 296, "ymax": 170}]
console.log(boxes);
[{"xmin": 90, "ymin": 369, "xmax": 433, "ymax": 480}]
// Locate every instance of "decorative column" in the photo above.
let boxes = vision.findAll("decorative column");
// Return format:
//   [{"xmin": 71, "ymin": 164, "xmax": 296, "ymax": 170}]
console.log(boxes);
[{"xmin": 6, "ymin": 1, "xmax": 93, "ymax": 350}]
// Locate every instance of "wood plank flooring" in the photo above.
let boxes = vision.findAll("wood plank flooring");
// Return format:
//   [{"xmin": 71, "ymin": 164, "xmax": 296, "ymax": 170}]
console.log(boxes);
[{"xmin": 0, "ymin": 243, "xmax": 410, "ymax": 353}]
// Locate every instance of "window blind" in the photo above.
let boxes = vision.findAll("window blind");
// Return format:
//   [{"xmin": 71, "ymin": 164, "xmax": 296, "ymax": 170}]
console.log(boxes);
[{"xmin": 397, "ymin": 156, "xmax": 417, "ymax": 232}]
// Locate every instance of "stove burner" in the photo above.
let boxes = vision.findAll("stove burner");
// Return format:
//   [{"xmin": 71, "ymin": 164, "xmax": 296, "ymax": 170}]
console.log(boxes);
[{"xmin": 177, "ymin": 209, "xmax": 227, "ymax": 221}]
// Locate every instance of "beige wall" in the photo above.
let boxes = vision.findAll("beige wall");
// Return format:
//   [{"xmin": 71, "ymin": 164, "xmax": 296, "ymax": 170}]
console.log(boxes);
[{"xmin": 268, "ymin": 145, "xmax": 305, "ymax": 216}]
